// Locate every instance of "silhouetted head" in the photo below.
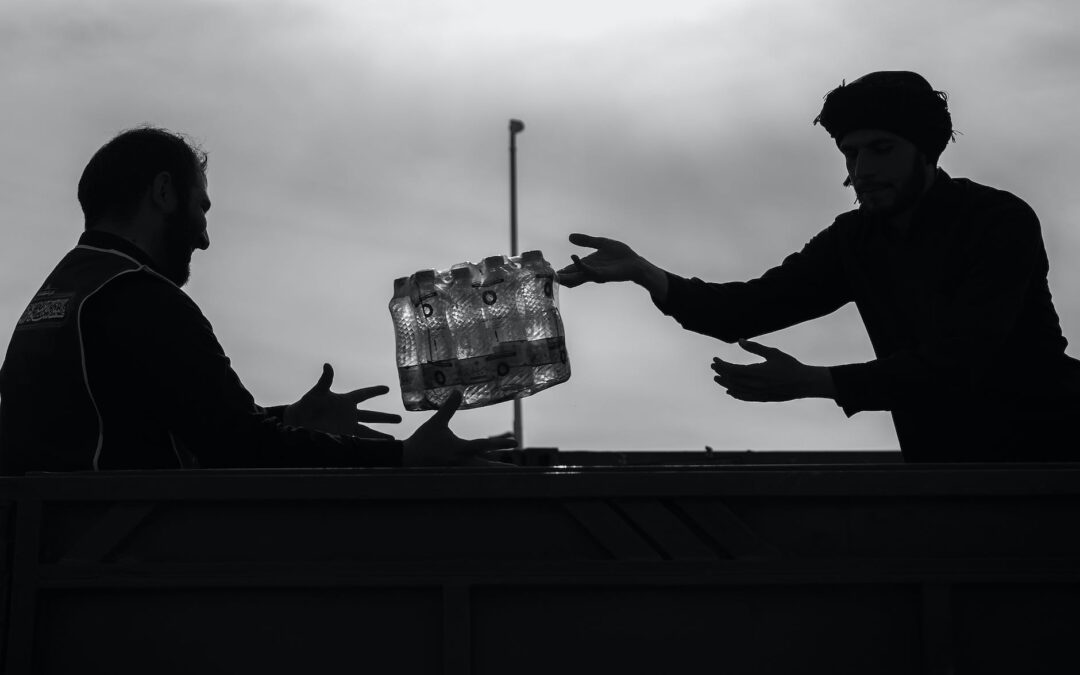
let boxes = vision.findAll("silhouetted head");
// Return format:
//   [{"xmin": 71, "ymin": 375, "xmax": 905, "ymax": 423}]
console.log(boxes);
[
  {"xmin": 77, "ymin": 126, "xmax": 210, "ymax": 286},
  {"xmin": 814, "ymin": 71, "xmax": 954, "ymax": 164},
  {"xmin": 79, "ymin": 126, "xmax": 208, "ymax": 228},
  {"xmin": 814, "ymin": 72, "xmax": 954, "ymax": 218}
]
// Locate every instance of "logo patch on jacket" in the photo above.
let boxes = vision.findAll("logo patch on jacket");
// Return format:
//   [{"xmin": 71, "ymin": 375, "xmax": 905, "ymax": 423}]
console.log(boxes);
[{"xmin": 17, "ymin": 296, "xmax": 72, "ymax": 326}]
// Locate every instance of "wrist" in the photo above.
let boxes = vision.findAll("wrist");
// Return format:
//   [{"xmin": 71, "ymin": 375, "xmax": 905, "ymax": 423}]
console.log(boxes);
[
  {"xmin": 808, "ymin": 366, "xmax": 837, "ymax": 400},
  {"xmin": 635, "ymin": 260, "xmax": 669, "ymax": 301}
]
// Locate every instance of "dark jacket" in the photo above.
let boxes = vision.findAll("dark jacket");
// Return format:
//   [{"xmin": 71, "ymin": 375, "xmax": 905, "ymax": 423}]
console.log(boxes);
[
  {"xmin": 657, "ymin": 170, "xmax": 1080, "ymax": 461},
  {"xmin": 0, "ymin": 231, "xmax": 403, "ymax": 474}
]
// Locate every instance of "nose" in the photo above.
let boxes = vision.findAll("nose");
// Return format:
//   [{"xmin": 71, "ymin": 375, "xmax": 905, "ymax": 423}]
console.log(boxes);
[
  {"xmin": 852, "ymin": 148, "xmax": 882, "ymax": 182},
  {"xmin": 195, "ymin": 230, "xmax": 210, "ymax": 250},
  {"xmin": 851, "ymin": 150, "xmax": 867, "ymax": 178}
]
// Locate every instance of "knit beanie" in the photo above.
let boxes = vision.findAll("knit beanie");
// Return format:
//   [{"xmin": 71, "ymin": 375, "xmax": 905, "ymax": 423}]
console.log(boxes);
[{"xmin": 813, "ymin": 71, "xmax": 955, "ymax": 162}]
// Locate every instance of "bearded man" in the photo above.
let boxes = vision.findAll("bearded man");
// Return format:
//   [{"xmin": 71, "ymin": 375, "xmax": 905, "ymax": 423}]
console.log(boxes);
[
  {"xmin": 560, "ymin": 71, "xmax": 1080, "ymax": 461},
  {"xmin": 0, "ymin": 126, "xmax": 514, "ymax": 474}
]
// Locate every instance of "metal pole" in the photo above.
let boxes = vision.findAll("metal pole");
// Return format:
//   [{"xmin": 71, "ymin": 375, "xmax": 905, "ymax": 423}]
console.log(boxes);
[{"xmin": 509, "ymin": 119, "xmax": 525, "ymax": 448}]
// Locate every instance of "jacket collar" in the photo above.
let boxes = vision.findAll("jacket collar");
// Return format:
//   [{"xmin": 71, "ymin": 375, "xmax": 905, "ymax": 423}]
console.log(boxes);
[
  {"xmin": 918, "ymin": 167, "xmax": 958, "ymax": 211},
  {"xmin": 77, "ymin": 230, "xmax": 162, "ymax": 274}
]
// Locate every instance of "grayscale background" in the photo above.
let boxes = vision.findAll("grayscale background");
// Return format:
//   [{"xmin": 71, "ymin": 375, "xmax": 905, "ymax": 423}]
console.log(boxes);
[{"xmin": 2, "ymin": 0, "xmax": 1077, "ymax": 451}]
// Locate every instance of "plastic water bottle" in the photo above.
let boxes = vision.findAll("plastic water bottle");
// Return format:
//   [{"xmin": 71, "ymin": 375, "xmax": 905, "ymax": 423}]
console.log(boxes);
[
  {"xmin": 518, "ymin": 250, "xmax": 570, "ymax": 391},
  {"xmin": 447, "ymin": 264, "xmax": 498, "ymax": 407},
  {"xmin": 392, "ymin": 249, "xmax": 572, "ymax": 411},
  {"xmin": 480, "ymin": 255, "xmax": 531, "ymax": 400},
  {"xmin": 415, "ymin": 269, "xmax": 457, "ymax": 407},
  {"xmin": 389, "ymin": 276, "xmax": 425, "ymax": 410}
]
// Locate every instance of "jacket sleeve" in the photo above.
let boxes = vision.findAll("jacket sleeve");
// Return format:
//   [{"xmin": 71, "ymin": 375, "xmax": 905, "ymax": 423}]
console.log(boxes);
[
  {"xmin": 103, "ymin": 277, "xmax": 403, "ymax": 468},
  {"xmin": 653, "ymin": 222, "xmax": 854, "ymax": 342},
  {"xmin": 830, "ymin": 197, "xmax": 1048, "ymax": 414}
]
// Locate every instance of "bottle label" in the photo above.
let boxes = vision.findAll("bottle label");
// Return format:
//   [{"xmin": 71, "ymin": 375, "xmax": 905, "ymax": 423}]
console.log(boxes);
[
  {"xmin": 525, "ymin": 336, "xmax": 567, "ymax": 366},
  {"xmin": 534, "ymin": 272, "xmax": 555, "ymax": 298},
  {"xmin": 421, "ymin": 360, "xmax": 461, "ymax": 388},
  {"xmin": 458, "ymin": 355, "xmax": 495, "ymax": 384},
  {"xmin": 398, "ymin": 364, "xmax": 423, "ymax": 390},
  {"xmin": 490, "ymin": 341, "xmax": 526, "ymax": 367}
]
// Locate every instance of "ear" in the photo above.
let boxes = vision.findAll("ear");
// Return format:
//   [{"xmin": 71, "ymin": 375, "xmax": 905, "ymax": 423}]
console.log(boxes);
[{"xmin": 149, "ymin": 171, "xmax": 179, "ymax": 214}]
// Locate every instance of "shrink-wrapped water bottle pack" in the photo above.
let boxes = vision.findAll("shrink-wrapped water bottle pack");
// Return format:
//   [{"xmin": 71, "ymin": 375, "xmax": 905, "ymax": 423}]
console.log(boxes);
[{"xmin": 389, "ymin": 250, "xmax": 570, "ymax": 410}]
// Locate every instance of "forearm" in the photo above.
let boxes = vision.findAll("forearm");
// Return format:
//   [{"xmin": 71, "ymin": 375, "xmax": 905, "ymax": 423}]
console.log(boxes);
[
  {"xmin": 656, "ymin": 273, "xmax": 837, "ymax": 344},
  {"xmin": 809, "ymin": 365, "xmax": 838, "ymax": 400},
  {"xmin": 634, "ymin": 258, "xmax": 670, "ymax": 302},
  {"xmin": 652, "ymin": 245, "xmax": 850, "ymax": 344},
  {"xmin": 141, "ymin": 293, "xmax": 403, "ymax": 467},
  {"xmin": 189, "ymin": 411, "xmax": 404, "ymax": 468},
  {"xmin": 829, "ymin": 352, "xmax": 968, "ymax": 415}
]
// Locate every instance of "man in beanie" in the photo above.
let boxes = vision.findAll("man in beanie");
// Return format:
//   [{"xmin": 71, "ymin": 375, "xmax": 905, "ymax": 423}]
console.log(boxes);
[{"xmin": 560, "ymin": 71, "xmax": 1080, "ymax": 461}]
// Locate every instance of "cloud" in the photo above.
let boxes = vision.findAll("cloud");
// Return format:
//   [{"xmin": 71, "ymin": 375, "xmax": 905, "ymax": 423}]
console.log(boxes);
[{"xmin": 3, "ymin": 0, "xmax": 1079, "ymax": 451}]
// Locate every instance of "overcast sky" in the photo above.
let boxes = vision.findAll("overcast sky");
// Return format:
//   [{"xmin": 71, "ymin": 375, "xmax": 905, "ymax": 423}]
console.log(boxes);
[{"xmin": 3, "ymin": 0, "xmax": 1078, "ymax": 451}]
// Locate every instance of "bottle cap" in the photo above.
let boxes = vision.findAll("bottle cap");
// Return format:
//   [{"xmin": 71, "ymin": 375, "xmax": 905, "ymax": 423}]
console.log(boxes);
[
  {"xmin": 414, "ymin": 269, "xmax": 436, "ymax": 287},
  {"xmin": 393, "ymin": 276, "xmax": 409, "ymax": 295}
]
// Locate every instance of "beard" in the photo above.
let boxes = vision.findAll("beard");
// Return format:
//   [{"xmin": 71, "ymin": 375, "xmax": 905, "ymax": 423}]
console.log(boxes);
[
  {"xmin": 856, "ymin": 153, "xmax": 929, "ymax": 218},
  {"xmin": 161, "ymin": 209, "xmax": 196, "ymax": 286}
]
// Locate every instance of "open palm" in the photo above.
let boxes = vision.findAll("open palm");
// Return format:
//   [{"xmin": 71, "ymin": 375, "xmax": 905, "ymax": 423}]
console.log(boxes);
[
  {"xmin": 284, "ymin": 363, "xmax": 401, "ymax": 439},
  {"xmin": 558, "ymin": 233, "xmax": 643, "ymax": 287}
]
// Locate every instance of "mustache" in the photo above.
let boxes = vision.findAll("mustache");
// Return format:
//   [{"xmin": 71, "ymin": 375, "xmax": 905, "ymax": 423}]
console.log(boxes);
[
  {"xmin": 854, "ymin": 182, "xmax": 888, "ymax": 193},
  {"xmin": 843, "ymin": 177, "xmax": 890, "ymax": 192}
]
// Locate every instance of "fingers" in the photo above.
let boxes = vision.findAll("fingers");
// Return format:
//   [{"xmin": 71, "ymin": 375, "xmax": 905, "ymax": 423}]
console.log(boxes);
[
  {"xmin": 714, "ymin": 378, "xmax": 776, "ymax": 402},
  {"xmin": 345, "ymin": 384, "xmax": 391, "ymax": 404},
  {"xmin": 570, "ymin": 254, "xmax": 602, "ymax": 282},
  {"xmin": 711, "ymin": 358, "xmax": 774, "ymax": 397},
  {"xmin": 460, "ymin": 436, "xmax": 519, "ymax": 454},
  {"xmin": 309, "ymin": 362, "xmax": 334, "ymax": 394},
  {"xmin": 351, "ymin": 424, "xmax": 396, "ymax": 440},
  {"xmin": 429, "ymin": 389, "xmax": 463, "ymax": 427},
  {"xmin": 557, "ymin": 260, "xmax": 589, "ymax": 288},
  {"xmin": 738, "ymin": 339, "xmax": 783, "ymax": 359},
  {"xmin": 460, "ymin": 455, "xmax": 519, "ymax": 468},
  {"xmin": 356, "ymin": 409, "xmax": 402, "ymax": 424},
  {"xmin": 561, "ymin": 234, "xmax": 633, "ymax": 288},
  {"xmin": 568, "ymin": 232, "xmax": 610, "ymax": 249},
  {"xmin": 711, "ymin": 357, "xmax": 755, "ymax": 377},
  {"xmin": 442, "ymin": 429, "xmax": 518, "ymax": 462}
]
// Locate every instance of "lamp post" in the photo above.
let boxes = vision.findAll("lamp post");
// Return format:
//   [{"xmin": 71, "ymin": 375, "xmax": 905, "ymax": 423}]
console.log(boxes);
[{"xmin": 509, "ymin": 119, "xmax": 525, "ymax": 447}]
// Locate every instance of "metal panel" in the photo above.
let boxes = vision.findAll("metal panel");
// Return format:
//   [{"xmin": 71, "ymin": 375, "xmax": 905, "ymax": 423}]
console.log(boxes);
[{"xmin": 2, "ymin": 458, "xmax": 1080, "ymax": 674}]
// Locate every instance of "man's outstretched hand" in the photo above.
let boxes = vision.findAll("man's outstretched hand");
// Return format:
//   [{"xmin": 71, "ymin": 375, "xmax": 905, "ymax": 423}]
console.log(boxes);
[
  {"xmin": 403, "ymin": 390, "xmax": 518, "ymax": 466},
  {"xmin": 557, "ymin": 233, "xmax": 669, "ymax": 299},
  {"xmin": 284, "ymin": 363, "xmax": 402, "ymax": 439},
  {"xmin": 711, "ymin": 340, "xmax": 837, "ymax": 402}
]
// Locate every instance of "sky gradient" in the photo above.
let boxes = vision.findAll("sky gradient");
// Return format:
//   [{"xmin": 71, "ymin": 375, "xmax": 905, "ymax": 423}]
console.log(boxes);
[{"xmin": 3, "ymin": 0, "xmax": 1078, "ymax": 451}]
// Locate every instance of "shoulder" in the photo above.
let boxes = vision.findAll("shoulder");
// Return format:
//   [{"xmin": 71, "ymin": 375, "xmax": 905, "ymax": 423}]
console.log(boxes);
[
  {"xmin": 947, "ymin": 176, "xmax": 1040, "ymax": 230},
  {"xmin": 808, "ymin": 208, "xmax": 864, "ymax": 248},
  {"xmin": 829, "ymin": 208, "xmax": 865, "ymax": 231},
  {"xmin": 84, "ymin": 267, "xmax": 210, "ymax": 334},
  {"xmin": 941, "ymin": 177, "xmax": 1047, "ymax": 264}
]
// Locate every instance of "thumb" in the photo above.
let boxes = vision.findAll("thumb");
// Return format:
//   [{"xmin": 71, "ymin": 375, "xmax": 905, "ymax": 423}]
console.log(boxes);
[
  {"xmin": 738, "ymin": 340, "xmax": 780, "ymax": 359},
  {"xmin": 428, "ymin": 389, "xmax": 463, "ymax": 428},
  {"xmin": 568, "ymin": 232, "xmax": 604, "ymax": 250},
  {"xmin": 312, "ymin": 362, "xmax": 334, "ymax": 394}
]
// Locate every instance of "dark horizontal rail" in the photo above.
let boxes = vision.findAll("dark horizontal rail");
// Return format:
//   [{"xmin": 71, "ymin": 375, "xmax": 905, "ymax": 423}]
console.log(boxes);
[
  {"xmin": 36, "ymin": 558, "xmax": 1080, "ymax": 589},
  {"xmin": 4, "ymin": 462, "xmax": 1080, "ymax": 501}
]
